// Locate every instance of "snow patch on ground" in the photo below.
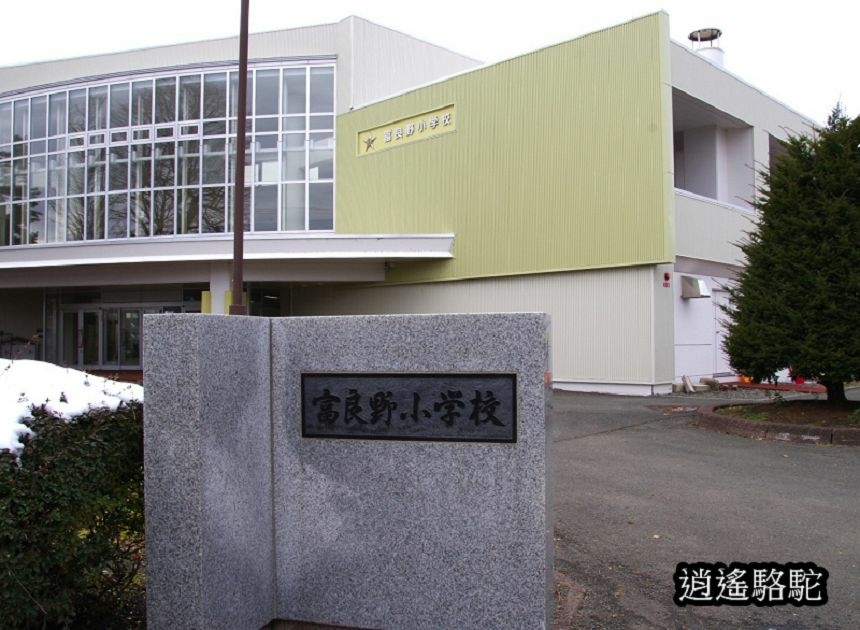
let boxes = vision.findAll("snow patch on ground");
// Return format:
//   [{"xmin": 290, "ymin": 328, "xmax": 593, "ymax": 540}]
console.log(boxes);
[{"xmin": 0, "ymin": 359, "xmax": 143, "ymax": 453}]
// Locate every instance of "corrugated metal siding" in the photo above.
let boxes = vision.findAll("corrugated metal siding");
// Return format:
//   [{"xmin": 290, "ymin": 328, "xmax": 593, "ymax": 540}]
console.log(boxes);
[
  {"xmin": 293, "ymin": 267, "xmax": 661, "ymax": 384},
  {"xmin": 336, "ymin": 13, "xmax": 672, "ymax": 283},
  {"xmin": 658, "ymin": 15, "xmax": 677, "ymax": 274},
  {"xmin": 348, "ymin": 19, "xmax": 481, "ymax": 110},
  {"xmin": 675, "ymin": 191, "xmax": 753, "ymax": 265},
  {"xmin": 652, "ymin": 264, "xmax": 676, "ymax": 383}
]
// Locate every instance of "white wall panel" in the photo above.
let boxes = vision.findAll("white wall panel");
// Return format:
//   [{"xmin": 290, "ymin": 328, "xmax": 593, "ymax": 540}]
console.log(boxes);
[
  {"xmin": 724, "ymin": 127, "xmax": 755, "ymax": 208},
  {"xmin": 0, "ymin": 259, "xmax": 383, "ymax": 289},
  {"xmin": 347, "ymin": 18, "xmax": 481, "ymax": 110},
  {"xmin": 675, "ymin": 190, "xmax": 754, "ymax": 266},
  {"xmin": 683, "ymin": 127, "xmax": 718, "ymax": 198},
  {"xmin": 671, "ymin": 43, "xmax": 816, "ymax": 136},
  {"xmin": 293, "ymin": 266, "xmax": 670, "ymax": 386},
  {"xmin": 674, "ymin": 344, "xmax": 716, "ymax": 381},
  {"xmin": 652, "ymin": 264, "xmax": 676, "ymax": 383},
  {"xmin": 673, "ymin": 273, "xmax": 734, "ymax": 379}
]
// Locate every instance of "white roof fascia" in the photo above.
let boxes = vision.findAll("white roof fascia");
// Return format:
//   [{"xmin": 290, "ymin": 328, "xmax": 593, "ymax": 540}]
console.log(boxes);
[{"xmin": 0, "ymin": 233, "xmax": 455, "ymax": 270}]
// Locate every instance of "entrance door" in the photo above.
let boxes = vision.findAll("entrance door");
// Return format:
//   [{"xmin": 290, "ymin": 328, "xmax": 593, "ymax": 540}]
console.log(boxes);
[
  {"xmin": 713, "ymin": 291, "xmax": 733, "ymax": 376},
  {"xmin": 102, "ymin": 307, "xmax": 154, "ymax": 368},
  {"xmin": 120, "ymin": 308, "xmax": 142, "ymax": 367},
  {"xmin": 60, "ymin": 305, "xmax": 179, "ymax": 369},
  {"xmin": 61, "ymin": 310, "xmax": 100, "ymax": 367}
]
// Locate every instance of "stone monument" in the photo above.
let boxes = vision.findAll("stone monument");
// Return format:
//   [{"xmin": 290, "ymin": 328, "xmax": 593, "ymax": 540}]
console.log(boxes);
[{"xmin": 143, "ymin": 313, "xmax": 552, "ymax": 629}]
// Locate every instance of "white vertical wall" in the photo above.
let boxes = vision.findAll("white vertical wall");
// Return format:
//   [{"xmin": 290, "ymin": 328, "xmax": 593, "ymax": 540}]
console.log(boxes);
[
  {"xmin": 680, "ymin": 125, "xmax": 754, "ymax": 207},
  {"xmin": 293, "ymin": 266, "xmax": 674, "ymax": 394},
  {"xmin": 683, "ymin": 127, "xmax": 719, "ymax": 199},
  {"xmin": 208, "ymin": 263, "xmax": 231, "ymax": 315},
  {"xmin": 753, "ymin": 127, "xmax": 772, "ymax": 198},
  {"xmin": 653, "ymin": 263, "xmax": 677, "ymax": 386},
  {"xmin": 673, "ymin": 272, "xmax": 732, "ymax": 380},
  {"xmin": 343, "ymin": 17, "xmax": 482, "ymax": 110},
  {"xmin": 669, "ymin": 40, "xmax": 815, "ymax": 386},
  {"xmin": 724, "ymin": 127, "xmax": 754, "ymax": 208}
]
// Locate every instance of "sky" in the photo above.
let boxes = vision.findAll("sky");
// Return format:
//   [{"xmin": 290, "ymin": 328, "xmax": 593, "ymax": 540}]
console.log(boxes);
[{"xmin": 0, "ymin": 0, "xmax": 857, "ymax": 124}]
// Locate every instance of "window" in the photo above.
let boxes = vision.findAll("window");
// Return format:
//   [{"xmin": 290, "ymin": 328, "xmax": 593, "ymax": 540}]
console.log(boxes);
[{"xmin": 0, "ymin": 62, "xmax": 336, "ymax": 247}]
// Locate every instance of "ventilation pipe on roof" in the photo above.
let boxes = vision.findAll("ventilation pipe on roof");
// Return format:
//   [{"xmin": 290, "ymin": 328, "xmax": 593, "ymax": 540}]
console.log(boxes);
[{"xmin": 689, "ymin": 28, "xmax": 725, "ymax": 67}]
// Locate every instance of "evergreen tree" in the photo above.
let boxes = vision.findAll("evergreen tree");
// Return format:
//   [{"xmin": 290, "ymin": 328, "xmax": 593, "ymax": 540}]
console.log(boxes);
[{"xmin": 724, "ymin": 105, "xmax": 860, "ymax": 403}]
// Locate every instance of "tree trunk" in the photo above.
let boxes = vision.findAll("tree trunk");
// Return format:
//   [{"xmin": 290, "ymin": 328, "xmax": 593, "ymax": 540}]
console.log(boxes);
[{"xmin": 822, "ymin": 380, "xmax": 847, "ymax": 404}]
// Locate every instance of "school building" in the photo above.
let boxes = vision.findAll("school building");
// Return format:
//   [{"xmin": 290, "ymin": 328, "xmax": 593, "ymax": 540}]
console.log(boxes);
[{"xmin": 0, "ymin": 13, "xmax": 813, "ymax": 393}]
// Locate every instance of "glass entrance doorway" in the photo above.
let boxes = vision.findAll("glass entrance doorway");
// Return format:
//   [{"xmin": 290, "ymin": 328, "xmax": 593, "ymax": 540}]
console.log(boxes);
[
  {"xmin": 103, "ymin": 308, "xmax": 148, "ymax": 368},
  {"xmin": 62, "ymin": 310, "xmax": 99, "ymax": 366},
  {"xmin": 59, "ymin": 306, "xmax": 165, "ymax": 369}
]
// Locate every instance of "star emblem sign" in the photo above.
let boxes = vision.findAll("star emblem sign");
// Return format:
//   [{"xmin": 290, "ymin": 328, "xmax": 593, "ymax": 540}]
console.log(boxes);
[{"xmin": 364, "ymin": 135, "xmax": 376, "ymax": 152}]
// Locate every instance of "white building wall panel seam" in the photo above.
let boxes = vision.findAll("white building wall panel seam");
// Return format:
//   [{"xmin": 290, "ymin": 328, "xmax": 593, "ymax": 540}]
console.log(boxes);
[{"xmin": 292, "ymin": 267, "xmax": 661, "ymax": 385}]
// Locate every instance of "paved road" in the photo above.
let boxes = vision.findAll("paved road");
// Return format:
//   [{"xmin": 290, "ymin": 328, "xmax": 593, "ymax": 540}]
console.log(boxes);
[{"xmin": 552, "ymin": 390, "xmax": 860, "ymax": 629}]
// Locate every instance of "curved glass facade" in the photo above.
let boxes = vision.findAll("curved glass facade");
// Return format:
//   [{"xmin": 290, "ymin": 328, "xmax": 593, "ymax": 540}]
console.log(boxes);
[{"xmin": 0, "ymin": 62, "xmax": 335, "ymax": 246}]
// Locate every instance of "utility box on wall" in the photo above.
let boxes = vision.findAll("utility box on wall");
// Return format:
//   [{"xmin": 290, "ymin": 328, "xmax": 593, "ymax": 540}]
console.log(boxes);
[{"xmin": 681, "ymin": 275, "xmax": 712, "ymax": 299}]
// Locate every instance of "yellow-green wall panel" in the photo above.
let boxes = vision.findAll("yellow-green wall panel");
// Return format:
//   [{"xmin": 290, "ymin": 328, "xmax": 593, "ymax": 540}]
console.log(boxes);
[{"xmin": 336, "ymin": 13, "xmax": 673, "ymax": 283}]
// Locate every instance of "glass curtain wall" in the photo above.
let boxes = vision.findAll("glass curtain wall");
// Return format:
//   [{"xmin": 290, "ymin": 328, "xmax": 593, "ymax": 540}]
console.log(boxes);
[{"xmin": 0, "ymin": 63, "xmax": 335, "ymax": 246}]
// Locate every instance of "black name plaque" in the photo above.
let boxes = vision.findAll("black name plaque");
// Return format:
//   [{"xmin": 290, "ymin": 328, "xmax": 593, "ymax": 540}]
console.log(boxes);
[{"xmin": 301, "ymin": 373, "xmax": 517, "ymax": 442}]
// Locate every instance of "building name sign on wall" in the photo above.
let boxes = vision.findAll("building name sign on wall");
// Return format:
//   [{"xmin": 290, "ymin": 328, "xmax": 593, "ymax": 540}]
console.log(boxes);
[
  {"xmin": 357, "ymin": 105, "xmax": 456, "ymax": 156},
  {"xmin": 301, "ymin": 372, "xmax": 516, "ymax": 442}
]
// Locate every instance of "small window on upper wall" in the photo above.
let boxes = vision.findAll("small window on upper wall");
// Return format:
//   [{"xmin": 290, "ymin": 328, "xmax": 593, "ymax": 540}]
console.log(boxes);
[
  {"xmin": 30, "ymin": 97, "xmax": 47, "ymax": 140},
  {"xmin": 228, "ymin": 71, "xmax": 252, "ymax": 118},
  {"xmin": 132, "ymin": 81, "xmax": 153, "ymax": 126},
  {"xmin": 155, "ymin": 77, "xmax": 176, "ymax": 124},
  {"xmin": 255, "ymin": 117, "xmax": 278, "ymax": 133},
  {"xmin": 14, "ymin": 100, "xmax": 30, "ymax": 141},
  {"xmin": 283, "ymin": 68, "xmax": 306, "ymax": 115},
  {"xmin": 308, "ymin": 181, "xmax": 333, "ymax": 230},
  {"xmin": 253, "ymin": 184, "xmax": 277, "ymax": 231},
  {"xmin": 309, "ymin": 67, "xmax": 334, "ymax": 113},
  {"xmin": 48, "ymin": 93, "xmax": 67, "ymax": 137},
  {"xmin": 88, "ymin": 86, "xmax": 108, "ymax": 131},
  {"xmin": 110, "ymin": 83, "xmax": 130, "ymax": 128},
  {"xmin": 283, "ymin": 116, "xmax": 305, "ymax": 131},
  {"xmin": 203, "ymin": 73, "xmax": 227, "ymax": 119},
  {"xmin": 203, "ymin": 121, "xmax": 226, "ymax": 135},
  {"xmin": 68, "ymin": 90, "xmax": 86, "ymax": 134},
  {"xmin": 0, "ymin": 102, "xmax": 12, "ymax": 146},
  {"xmin": 255, "ymin": 70, "xmax": 279, "ymax": 117},
  {"xmin": 179, "ymin": 75, "xmax": 201, "ymax": 121},
  {"xmin": 310, "ymin": 115, "xmax": 333, "ymax": 131}
]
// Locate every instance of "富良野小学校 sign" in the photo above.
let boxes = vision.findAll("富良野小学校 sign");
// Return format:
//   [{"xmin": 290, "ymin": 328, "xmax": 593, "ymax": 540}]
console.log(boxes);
[
  {"xmin": 357, "ymin": 105, "xmax": 455, "ymax": 156},
  {"xmin": 301, "ymin": 372, "xmax": 515, "ymax": 442}
]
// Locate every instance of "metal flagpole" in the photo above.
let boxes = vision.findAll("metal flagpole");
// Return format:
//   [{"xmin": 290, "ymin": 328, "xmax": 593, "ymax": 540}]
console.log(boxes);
[{"xmin": 229, "ymin": 0, "xmax": 250, "ymax": 315}]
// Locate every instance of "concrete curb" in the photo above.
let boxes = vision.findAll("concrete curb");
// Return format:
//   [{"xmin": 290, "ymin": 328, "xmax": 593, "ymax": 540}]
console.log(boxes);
[{"xmin": 695, "ymin": 406, "xmax": 860, "ymax": 446}]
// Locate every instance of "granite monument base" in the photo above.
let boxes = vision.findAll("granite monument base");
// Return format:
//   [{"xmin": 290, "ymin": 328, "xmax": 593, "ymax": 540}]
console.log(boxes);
[{"xmin": 143, "ymin": 313, "xmax": 552, "ymax": 630}]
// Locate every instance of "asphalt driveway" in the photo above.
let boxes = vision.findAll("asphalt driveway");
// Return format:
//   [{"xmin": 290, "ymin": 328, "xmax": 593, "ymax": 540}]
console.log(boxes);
[{"xmin": 552, "ymin": 390, "xmax": 860, "ymax": 629}]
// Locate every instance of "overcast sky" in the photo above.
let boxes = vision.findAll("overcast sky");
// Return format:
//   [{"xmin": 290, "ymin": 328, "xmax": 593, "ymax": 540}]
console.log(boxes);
[{"xmin": 1, "ymin": 0, "xmax": 856, "ymax": 124}]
